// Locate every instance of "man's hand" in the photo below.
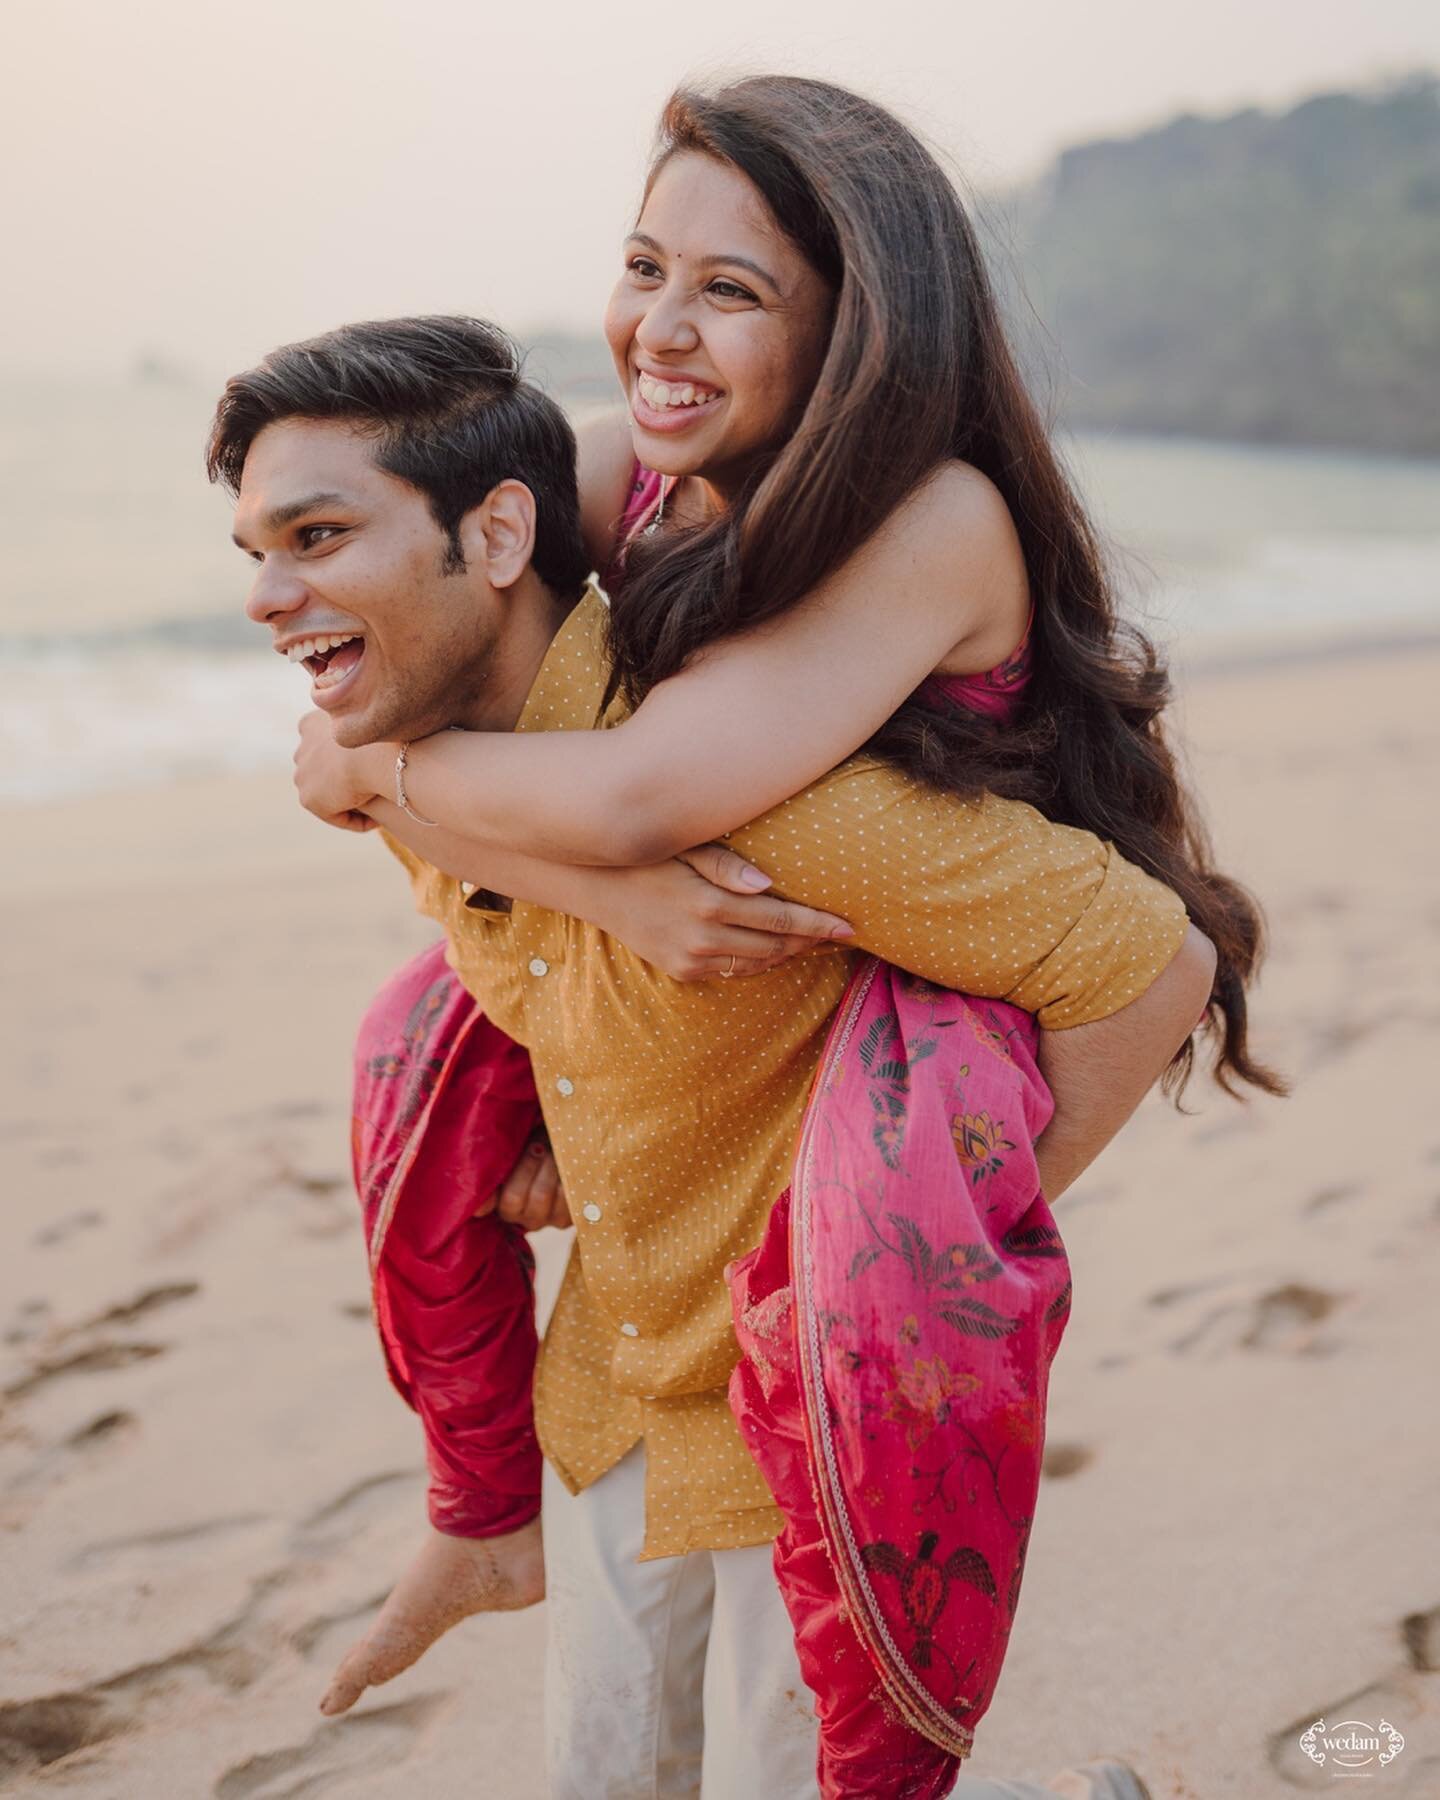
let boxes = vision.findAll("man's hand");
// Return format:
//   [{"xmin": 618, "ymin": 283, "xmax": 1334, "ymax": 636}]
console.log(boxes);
[
  {"xmin": 319, "ymin": 1516, "xmax": 544, "ymax": 1717},
  {"xmin": 294, "ymin": 710, "xmax": 386, "ymax": 832}
]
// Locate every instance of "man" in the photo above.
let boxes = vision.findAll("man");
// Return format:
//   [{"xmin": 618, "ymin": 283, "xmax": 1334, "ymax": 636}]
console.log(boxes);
[{"xmin": 213, "ymin": 316, "xmax": 1206, "ymax": 1799}]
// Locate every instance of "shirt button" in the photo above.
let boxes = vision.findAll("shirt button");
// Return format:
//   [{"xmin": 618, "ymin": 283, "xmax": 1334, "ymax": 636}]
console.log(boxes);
[
  {"xmin": 528, "ymin": 957, "xmax": 549, "ymax": 977},
  {"xmin": 555, "ymin": 1077, "xmax": 575, "ymax": 1097},
  {"xmin": 581, "ymin": 1203, "xmax": 602, "ymax": 1223},
  {"xmin": 619, "ymin": 1321, "xmax": 640, "ymax": 1338}
]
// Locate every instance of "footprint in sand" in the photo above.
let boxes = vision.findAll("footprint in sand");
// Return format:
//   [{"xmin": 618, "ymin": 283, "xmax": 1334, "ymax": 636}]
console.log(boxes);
[
  {"xmin": 75, "ymin": 1281, "xmax": 200, "ymax": 1331},
  {"xmin": 5, "ymin": 1409, "xmax": 140, "ymax": 1501},
  {"xmin": 3, "ymin": 1340, "xmax": 167, "ymax": 1404},
  {"xmin": 1268, "ymin": 1665, "xmax": 1440, "ymax": 1793},
  {"xmin": 70, "ymin": 1513, "xmax": 272, "ymax": 1574},
  {"xmin": 213, "ymin": 1695, "xmax": 448, "ymax": 1799},
  {"xmin": 291, "ymin": 1472, "xmax": 424, "ymax": 1558},
  {"xmin": 0, "ymin": 1580, "xmax": 280, "ymax": 1781},
  {"xmin": 1041, "ymin": 1442, "xmax": 1094, "ymax": 1479},
  {"xmin": 1401, "ymin": 1601, "xmax": 1440, "ymax": 1673},
  {"xmin": 32, "ymin": 1208, "xmax": 103, "ymax": 1249},
  {"xmin": 289, "ymin": 1593, "xmax": 391, "ymax": 1665},
  {"xmin": 1303, "ymin": 1183, "xmax": 1359, "ymax": 1217},
  {"xmin": 1146, "ymin": 1276, "xmax": 1230, "ymax": 1309},
  {"xmin": 1167, "ymin": 1282, "xmax": 1345, "ymax": 1358},
  {"xmin": 0, "ymin": 1690, "xmax": 117, "ymax": 1780}
]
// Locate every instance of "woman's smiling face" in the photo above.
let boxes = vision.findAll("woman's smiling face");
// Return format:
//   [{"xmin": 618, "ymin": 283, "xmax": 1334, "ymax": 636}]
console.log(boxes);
[{"xmin": 603, "ymin": 150, "xmax": 835, "ymax": 494}]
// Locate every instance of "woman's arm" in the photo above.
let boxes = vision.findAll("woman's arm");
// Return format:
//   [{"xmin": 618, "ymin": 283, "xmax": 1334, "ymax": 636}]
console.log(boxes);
[
  {"xmin": 326, "ymin": 462, "xmax": 1028, "ymax": 867},
  {"xmin": 366, "ymin": 797, "xmax": 854, "ymax": 984}
]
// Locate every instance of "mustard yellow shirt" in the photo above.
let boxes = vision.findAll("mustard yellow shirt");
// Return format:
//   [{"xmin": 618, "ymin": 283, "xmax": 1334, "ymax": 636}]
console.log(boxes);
[{"xmin": 386, "ymin": 587, "xmax": 1188, "ymax": 1559}]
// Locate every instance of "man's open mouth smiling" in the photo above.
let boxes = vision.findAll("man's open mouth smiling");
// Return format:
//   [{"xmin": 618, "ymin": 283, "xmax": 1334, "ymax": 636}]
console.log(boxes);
[{"xmin": 279, "ymin": 631, "xmax": 368, "ymax": 700}]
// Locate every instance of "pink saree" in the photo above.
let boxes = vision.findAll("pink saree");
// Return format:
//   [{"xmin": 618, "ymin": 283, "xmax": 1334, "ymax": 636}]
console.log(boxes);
[{"xmin": 728, "ymin": 960, "xmax": 1070, "ymax": 1796}]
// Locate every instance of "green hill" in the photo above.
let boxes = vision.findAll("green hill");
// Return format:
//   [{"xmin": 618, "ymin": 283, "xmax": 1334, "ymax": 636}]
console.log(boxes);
[
  {"xmin": 1010, "ymin": 77, "xmax": 1440, "ymax": 456},
  {"xmin": 529, "ymin": 78, "xmax": 1440, "ymax": 458}
]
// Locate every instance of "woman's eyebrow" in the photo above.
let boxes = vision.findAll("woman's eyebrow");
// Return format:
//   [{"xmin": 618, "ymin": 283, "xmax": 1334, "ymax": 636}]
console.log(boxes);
[{"xmin": 626, "ymin": 230, "xmax": 780, "ymax": 293}]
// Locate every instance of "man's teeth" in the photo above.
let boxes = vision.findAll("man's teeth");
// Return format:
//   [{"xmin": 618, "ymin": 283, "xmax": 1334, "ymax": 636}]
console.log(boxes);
[
  {"xmin": 636, "ymin": 373, "xmax": 719, "ymax": 410},
  {"xmin": 285, "ymin": 633, "xmax": 361, "ymax": 663}
]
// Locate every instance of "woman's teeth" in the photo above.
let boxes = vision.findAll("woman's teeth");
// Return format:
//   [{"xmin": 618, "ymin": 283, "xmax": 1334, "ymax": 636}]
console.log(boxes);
[{"xmin": 636, "ymin": 373, "xmax": 720, "ymax": 411}]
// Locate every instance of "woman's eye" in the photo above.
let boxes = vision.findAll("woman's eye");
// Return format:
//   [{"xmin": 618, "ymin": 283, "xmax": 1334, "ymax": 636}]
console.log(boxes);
[
  {"xmin": 627, "ymin": 256, "xmax": 662, "ymax": 281},
  {"xmin": 708, "ymin": 279, "xmax": 758, "ymax": 303}
]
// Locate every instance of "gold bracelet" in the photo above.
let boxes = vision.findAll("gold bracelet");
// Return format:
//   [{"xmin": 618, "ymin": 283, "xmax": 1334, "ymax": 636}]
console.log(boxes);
[{"xmin": 394, "ymin": 742, "xmax": 439, "ymax": 827}]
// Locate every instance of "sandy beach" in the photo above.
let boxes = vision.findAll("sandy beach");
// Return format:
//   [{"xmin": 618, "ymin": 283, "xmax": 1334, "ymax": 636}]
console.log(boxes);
[{"xmin": 2, "ymin": 640, "xmax": 1438, "ymax": 1799}]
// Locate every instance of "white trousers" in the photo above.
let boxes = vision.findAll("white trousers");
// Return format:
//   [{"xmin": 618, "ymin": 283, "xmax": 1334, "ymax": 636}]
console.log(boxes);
[
  {"xmin": 540, "ymin": 1442, "xmax": 1089, "ymax": 1800},
  {"xmin": 542, "ymin": 1442, "xmax": 818, "ymax": 1798}
]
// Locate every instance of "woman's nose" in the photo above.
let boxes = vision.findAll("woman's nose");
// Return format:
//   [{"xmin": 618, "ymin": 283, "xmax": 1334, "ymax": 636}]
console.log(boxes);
[
  {"xmin": 634, "ymin": 285, "xmax": 700, "ymax": 358},
  {"xmin": 244, "ymin": 559, "xmax": 309, "ymax": 627}
]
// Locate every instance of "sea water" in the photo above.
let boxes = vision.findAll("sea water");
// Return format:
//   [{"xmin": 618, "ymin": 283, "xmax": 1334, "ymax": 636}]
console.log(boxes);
[{"xmin": 2, "ymin": 376, "xmax": 1437, "ymax": 803}]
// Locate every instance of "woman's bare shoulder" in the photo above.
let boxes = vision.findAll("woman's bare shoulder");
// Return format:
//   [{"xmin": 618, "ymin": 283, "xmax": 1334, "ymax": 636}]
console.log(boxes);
[
  {"xmin": 575, "ymin": 410, "xmax": 638, "ymax": 570},
  {"xmin": 874, "ymin": 460, "xmax": 1029, "ymax": 671}
]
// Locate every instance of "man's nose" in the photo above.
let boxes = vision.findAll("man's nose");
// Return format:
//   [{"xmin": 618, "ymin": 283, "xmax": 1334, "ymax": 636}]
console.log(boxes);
[
  {"xmin": 244, "ymin": 559, "xmax": 308, "ymax": 628},
  {"xmin": 634, "ymin": 284, "xmax": 701, "ymax": 358}
]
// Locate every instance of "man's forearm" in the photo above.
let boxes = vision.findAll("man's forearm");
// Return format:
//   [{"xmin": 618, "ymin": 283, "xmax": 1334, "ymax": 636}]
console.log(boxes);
[{"xmin": 1033, "ymin": 924, "xmax": 1217, "ymax": 1201}]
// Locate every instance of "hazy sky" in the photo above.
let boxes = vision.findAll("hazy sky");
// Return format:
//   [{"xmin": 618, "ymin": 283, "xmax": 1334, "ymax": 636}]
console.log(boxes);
[{"xmin": 5, "ymin": 0, "xmax": 1438, "ymax": 377}]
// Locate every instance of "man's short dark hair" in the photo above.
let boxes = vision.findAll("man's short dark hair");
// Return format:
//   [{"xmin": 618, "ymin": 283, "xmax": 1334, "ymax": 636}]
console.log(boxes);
[{"xmin": 206, "ymin": 315, "xmax": 590, "ymax": 596}]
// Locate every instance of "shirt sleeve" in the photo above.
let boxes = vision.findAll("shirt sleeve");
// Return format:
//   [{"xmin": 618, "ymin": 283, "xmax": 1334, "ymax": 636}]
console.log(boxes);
[
  {"xmin": 379, "ymin": 828, "xmax": 449, "ymax": 921},
  {"xmin": 724, "ymin": 758, "xmax": 1190, "ymax": 1029}
]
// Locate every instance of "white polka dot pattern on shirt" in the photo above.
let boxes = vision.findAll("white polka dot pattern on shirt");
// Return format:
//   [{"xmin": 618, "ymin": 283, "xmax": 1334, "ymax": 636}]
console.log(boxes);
[{"xmin": 383, "ymin": 588, "xmax": 1189, "ymax": 1560}]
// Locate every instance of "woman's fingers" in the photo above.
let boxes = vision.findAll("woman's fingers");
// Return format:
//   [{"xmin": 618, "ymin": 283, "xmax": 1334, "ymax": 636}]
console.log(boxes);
[
  {"xmin": 676, "ymin": 842, "xmax": 775, "ymax": 893},
  {"xmin": 674, "ymin": 843, "xmax": 853, "ymax": 942},
  {"xmin": 692, "ymin": 931, "xmax": 847, "ymax": 981},
  {"xmin": 492, "ymin": 1136, "xmax": 570, "ymax": 1230},
  {"xmin": 703, "ymin": 889, "xmax": 853, "ymax": 943}
]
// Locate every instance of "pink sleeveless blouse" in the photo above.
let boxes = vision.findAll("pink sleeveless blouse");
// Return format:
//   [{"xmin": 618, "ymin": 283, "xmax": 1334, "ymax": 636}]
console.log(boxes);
[{"xmin": 608, "ymin": 464, "xmax": 1036, "ymax": 722}]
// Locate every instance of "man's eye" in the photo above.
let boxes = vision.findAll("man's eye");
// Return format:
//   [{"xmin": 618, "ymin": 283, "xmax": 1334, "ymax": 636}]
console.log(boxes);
[{"xmin": 298, "ymin": 525, "xmax": 343, "ymax": 549}]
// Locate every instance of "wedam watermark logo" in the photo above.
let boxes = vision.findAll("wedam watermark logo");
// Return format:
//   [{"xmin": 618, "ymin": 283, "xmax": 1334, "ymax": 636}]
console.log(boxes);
[{"xmin": 1299, "ymin": 1717, "xmax": 1406, "ymax": 1776}]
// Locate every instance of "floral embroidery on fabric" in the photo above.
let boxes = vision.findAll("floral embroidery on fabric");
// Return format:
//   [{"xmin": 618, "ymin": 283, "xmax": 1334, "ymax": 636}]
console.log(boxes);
[
  {"xmin": 883, "ymin": 1356, "xmax": 984, "ymax": 1451},
  {"xmin": 950, "ymin": 1108, "xmax": 1015, "ymax": 1181}
]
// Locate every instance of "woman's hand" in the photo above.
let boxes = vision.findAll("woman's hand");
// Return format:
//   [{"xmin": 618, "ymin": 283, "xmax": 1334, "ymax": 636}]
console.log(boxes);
[
  {"xmin": 596, "ymin": 842, "xmax": 855, "ymax": 982},
  {"xmin": 294, "ymin": 710, "xmax": 386, "ymax": 831},
  {"xmin": 487, "ymin": 1127, "xmax": 572, "ymax": 1231}
]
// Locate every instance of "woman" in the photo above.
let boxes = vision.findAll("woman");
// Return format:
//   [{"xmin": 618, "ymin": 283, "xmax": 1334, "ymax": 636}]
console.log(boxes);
[
  {"xmin": 306, "ymin": 76, "xmax": 1277, "ymax": 1798},
  {"xmin": 299, "ymin": 78, "xmax": 1270, "ymax": 1095}
]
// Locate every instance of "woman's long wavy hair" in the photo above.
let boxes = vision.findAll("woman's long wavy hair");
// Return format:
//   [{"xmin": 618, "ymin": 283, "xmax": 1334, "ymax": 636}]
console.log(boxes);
[{"xmin": 607, "ymin": 74, "xmax": 1282, "ymax": 1099}]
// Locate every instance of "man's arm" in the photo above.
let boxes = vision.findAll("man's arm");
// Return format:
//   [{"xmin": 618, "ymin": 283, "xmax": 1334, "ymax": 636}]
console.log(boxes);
[
  {"xmin": 725, "ymin": 760, "xmax": 1210, "ymax": 1194},
  {"xmin": 725, "ymin": 761, "xmax": 1193, "ymax": 1030}
]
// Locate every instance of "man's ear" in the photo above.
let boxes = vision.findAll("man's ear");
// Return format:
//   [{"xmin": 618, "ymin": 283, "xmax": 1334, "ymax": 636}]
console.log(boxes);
[{"xmin": 458, "ymin": 480, "xmax": 536, "ymax": 590}]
